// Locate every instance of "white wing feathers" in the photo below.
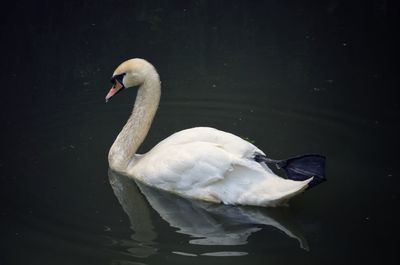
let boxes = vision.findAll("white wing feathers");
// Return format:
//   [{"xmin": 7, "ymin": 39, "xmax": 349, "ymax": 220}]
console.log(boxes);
[{"xmin": 128, "ymin": 127, "xmax": 311, "ymax": 206}]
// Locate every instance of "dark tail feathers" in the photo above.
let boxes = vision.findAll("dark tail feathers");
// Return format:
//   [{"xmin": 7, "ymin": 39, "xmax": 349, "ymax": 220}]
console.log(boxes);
[{"xmin": 255, "ymin": 154, "xmax": 326, "ymax": 189}]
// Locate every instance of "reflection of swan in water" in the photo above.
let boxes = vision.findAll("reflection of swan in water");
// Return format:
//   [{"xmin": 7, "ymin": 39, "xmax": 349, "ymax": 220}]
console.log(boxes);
[
  {"xmin": 108, "ymin": 169, "xmax": 157, "ymax": 258},
  {"xmin": 109, "ymin": 170, "xmax": 309, "ymax": 252}
]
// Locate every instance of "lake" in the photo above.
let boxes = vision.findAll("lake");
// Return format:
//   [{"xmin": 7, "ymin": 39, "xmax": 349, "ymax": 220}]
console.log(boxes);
[{"xmin": 1, "ymin": 1, "xmax": 399, "ymax": 264}]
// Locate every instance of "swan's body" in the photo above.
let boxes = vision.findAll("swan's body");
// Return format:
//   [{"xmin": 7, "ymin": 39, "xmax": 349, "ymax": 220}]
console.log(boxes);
[
  {"xmin": 126, "ymin": 127, "xmax": 311, "ymax": 206},
  {"xmin": 106, "ymin": 58, "xmax": 323, "ymax": 207}
]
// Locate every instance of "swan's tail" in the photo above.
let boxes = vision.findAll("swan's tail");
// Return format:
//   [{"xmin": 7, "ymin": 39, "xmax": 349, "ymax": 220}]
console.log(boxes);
[{"xmin": 255, "ymin": 154, "xmax": 326, "ymax": 189}]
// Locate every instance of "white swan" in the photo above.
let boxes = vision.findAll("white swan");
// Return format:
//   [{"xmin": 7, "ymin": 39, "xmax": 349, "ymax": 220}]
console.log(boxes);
[{"xmin": 106, "ymin": 58, "xmax": 326, "ymax": 207}]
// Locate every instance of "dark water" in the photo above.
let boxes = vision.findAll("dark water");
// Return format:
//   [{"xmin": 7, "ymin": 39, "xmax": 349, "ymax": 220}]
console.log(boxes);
[{"xmin": 1, "ymin": 1, "xmax": 399, "ymax": 264}]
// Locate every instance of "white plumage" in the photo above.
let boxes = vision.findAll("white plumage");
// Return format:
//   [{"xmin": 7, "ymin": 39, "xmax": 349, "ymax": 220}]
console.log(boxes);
[
  {"xmin": 128, "ymin": 127, "xmax": 311, "ymax": 206},
  {"xmin": 106, "ymin": 59, "xmax": 313, "ymax": 207}
]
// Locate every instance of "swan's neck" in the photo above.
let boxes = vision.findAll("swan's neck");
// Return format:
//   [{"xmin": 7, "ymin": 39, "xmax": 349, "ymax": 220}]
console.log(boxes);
[{"xmin": 109, "ymin": 72, "xmax": 161, "ymax": 172}]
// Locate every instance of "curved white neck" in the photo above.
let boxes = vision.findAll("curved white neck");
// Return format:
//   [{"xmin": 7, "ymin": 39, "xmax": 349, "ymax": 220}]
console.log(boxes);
[{"xmin": 108, "ymin": 72, "xmax": 161, "ymax": 172}]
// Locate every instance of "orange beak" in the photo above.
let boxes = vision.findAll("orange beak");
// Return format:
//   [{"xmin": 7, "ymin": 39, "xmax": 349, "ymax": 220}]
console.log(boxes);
[{"xmin": 105, "ymin": 80, "xmax": 124, "ymax": 102}]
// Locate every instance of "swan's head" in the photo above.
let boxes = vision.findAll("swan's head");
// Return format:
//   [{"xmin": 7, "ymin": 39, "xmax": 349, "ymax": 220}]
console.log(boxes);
[{"xmin": 105, "ymin": 58, "xmax": 157, "ymax": 102}]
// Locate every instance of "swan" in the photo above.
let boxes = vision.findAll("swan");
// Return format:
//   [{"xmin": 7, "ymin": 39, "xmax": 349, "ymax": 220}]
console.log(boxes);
[{"xmin": 105, "ymin": 58, "xmax": 326, "ymax": 207}]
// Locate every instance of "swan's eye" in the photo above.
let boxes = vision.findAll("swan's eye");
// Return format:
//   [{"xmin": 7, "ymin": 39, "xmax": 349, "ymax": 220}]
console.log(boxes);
[{"xmin": 111, "ymin": 73, "xmax": 126, "ymax": 88}]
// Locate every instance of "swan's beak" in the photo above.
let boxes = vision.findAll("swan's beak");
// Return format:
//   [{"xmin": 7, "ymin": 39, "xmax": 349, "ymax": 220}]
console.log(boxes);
[{"xmin": 105, "ymin": 81, "xmax": 124, "ymax": 103}]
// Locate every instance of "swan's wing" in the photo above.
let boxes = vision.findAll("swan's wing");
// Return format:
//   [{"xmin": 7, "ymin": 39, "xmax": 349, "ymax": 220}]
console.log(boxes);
[
  {"xmin": 128, "ymin": 127, "xmax": 311, "ymax": 206},
  {"xmin": 130, "ymin": 140, "xmax": 248, "ymax": 202},
  {"xmin": 149, "ymin": 127, "xmax": 265, "ymax": 158}
]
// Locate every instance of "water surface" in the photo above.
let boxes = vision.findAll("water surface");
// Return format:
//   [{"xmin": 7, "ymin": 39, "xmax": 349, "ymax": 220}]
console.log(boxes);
[{"xmin": 1, "ymin": 1, "xmax": 399, "ymax": 265}]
